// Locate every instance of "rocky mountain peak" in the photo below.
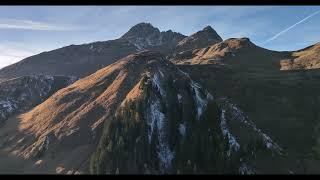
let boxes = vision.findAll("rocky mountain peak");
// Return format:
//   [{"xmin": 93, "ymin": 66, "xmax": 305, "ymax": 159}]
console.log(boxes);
[
  {"xmin": 202, "ymin": 25, "xmax": 214, "ymax": 31},
  {"xmin": 120, "ymin": 22, "xmax": 186, "ymax": 52},
  {"xmin": 121, "ymin": 22, "xmax": 161, "ymax": 39},
  {"xmin": 190, "ymin": 25, "xmax": 222, "ymax": 42},
  {"xmin": 175, "ymin": 25, "xmax": 223, "ymax": 53}
]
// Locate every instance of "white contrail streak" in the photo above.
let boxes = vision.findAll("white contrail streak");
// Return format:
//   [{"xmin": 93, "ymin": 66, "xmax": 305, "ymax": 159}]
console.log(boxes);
[{"xmin": 263, "ymin": 10, "xmax": 320, "ymax": 44}]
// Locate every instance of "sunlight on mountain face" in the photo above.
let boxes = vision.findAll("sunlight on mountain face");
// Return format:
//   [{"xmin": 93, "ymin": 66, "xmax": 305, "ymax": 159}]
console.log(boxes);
[{"xmin": 0, "ymin": 6, "xmax": 319, "ymax": 174}]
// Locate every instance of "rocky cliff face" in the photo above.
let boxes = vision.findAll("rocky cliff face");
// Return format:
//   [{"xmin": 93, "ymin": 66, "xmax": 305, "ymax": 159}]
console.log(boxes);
[{"xmin": 0, "ymin": 75, "xmax": 77, "ymax": 124}]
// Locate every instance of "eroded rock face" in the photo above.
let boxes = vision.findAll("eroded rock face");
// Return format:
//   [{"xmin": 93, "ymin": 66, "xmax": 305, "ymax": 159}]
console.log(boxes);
[{"xmin": 0, "ymin": 75, "xmax": 77, "ymax": 123}]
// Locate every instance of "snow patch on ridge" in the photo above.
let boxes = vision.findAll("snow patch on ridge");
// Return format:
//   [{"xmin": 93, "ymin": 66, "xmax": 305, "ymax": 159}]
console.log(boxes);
[
  {"xmin": 0, "ymin": 75, "xmax": 76, "ymax": 123},
  {"xmin": 147, "ymin": 69, "xmax": 182, "ymax": 172},
  {"xmin": 159, "ymin": 70, "xmax": 164, "ymax": 78},
  {"xmin": 147, "ymin": 99, "xmax": 174, "ymax": 171},
  {"xmin": 190, "ymin": 80, "xmax": 214, "ymax": 120},
  {"xmin": 220, "ymin": 109, "xmax": 240, "ymax": 156},
  {"xmin": 225, "ymin": 100, "xmax": 283, "ymax": 155},
  {"xmin": 239, "ymin": 162, "xmax": 255, "ymax": 174},
  {"xmin": 29, "ymin": 75, "xmax": 55, "ymax": 98},
  {"xmin": 179, "ymin": 122, "xmax": 187, "ymax": 137},
  {"xmin": 0, "ymin": 99, "xmax": 18, "ymax": 121},
  {"xmin": 151, "ymin": 72, "xmax": 166, "ymax": 97},
  {"xmin": 177, "ymin": 68, "xmax": 214, "ymax": 120},
  {"xmin": 177, "ymin": 94, "xmax": 182, "ymax": 103},
  {"xmin": 219, "ymin": 99, "xmax": 283, "ymax": 155}
]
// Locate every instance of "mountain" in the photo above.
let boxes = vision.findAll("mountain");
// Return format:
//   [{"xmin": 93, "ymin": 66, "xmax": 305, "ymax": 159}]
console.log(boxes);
[
  {"xmin": 0, "ymin": 75, "xmax": 77, "ymax": 125},
  {"xmin": 0, "ymin": 23, "xmax": 186, "ymax": 81},
  {"xmin": 175, "ymin": 39, "xmax": 320, "ymax": 173},
  {"xmin": 171, "ymin": 37, "xmax": 288, "ymax": 70},
  {"xmin": 0, "ymin": 22, "xmax": 320, "ymax": 174},
  {"xmin": 120, "ymin": 22, "xmax": 186, "ymax": 54},
  {"xmin": 0, "ymin": 39, "xmax": 138, "ymax": 80},
  {"xmin": 179, "ymin": 66, "xmax": 320, "ymax": 174},
  {"xmin": 0, "ymin": 51, "xmax": 211, "ymax": 173},
  {"xmin": 172, "ymin": 37, "xmax": 320, "ymax": 72},
  {"xmin": 168, "ymin": 32, "xmax": 320, "ymax": 174},
  {"xmin": 0, "ymin": 51, "xmax": 214, "ymax": 174},
  {"xmin": 174, "ymin": 26, "xmax": 223, "ymax": 53},
  {"xmin": 280, "ymin": 43, "xmax": 320, "ymax": 70},
  {"xmin": 0, "ymin": 51, "xmax": 290, "ymax": 174}
]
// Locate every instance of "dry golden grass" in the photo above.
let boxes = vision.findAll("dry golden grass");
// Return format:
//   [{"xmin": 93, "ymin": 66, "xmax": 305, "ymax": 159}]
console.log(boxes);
[
  {"xmin": 280, "ymin": 43, "xmax": 320, "ymax": 70},
  {"xmin": 120, "ymin": 79, "xmax": 143, "ymax": 107},
  {"xmin": 173, "ymin": 38, "xmax": 259, "ymax": 65},
  {"xmin": 0, "ymin": 51, "xmax": 166, "ymax": 174}
]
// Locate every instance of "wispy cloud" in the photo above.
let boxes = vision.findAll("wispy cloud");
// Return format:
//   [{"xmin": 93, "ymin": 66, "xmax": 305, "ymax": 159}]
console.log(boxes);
[
  {"xmin": 0, "ymin": 18, "xmax": 80, "ymax": 31},
  {"xmin": 263, "ymin": 10, "xmax": 320, "ymax": 44}
]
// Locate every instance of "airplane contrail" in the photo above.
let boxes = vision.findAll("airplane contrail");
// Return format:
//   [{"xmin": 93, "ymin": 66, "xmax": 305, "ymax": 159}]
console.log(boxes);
[{"xmin": 263, "ymin": 10, "xmax": 320, "ymax": 44}]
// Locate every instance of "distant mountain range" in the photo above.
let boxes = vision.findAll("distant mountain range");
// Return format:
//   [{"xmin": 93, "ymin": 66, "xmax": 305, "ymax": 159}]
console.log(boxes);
[{"xmin": 0, "ymin": 22, "xmax": 319, "ymax": 174}]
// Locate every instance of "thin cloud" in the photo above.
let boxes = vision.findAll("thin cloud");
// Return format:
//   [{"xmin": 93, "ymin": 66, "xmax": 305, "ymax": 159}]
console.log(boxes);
[
  {"xmin": 263, "ymin": 10, "xmax": 320, "ymax": 44},
  {"xmin": 0, "ymin": 18, "xmax": 80, "ymax": 31}
]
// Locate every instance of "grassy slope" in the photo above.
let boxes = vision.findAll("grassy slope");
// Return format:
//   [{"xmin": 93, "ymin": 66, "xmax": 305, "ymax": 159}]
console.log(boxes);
[
  {"xmin": 171, "ymin": 37, "xmax": 320, "ymax": 174},
  {"xmin": 180, "ymin": 63, "xmax": 320, "ymax": 173},
  {"xmin": 281, "ymin": 43, "xmax": 320, "ymax": 70}
]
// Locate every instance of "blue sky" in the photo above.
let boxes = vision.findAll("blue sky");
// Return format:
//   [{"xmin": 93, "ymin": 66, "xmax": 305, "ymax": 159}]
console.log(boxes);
[{"xmin": 0, "ymin": 6, "xmax": 319, "ymax": 68}]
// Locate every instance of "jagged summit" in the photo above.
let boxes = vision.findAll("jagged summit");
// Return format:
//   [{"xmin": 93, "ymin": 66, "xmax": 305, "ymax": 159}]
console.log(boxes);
[
  {"xmin": 120, "ymin": 22, "xmax": 186, "ymax": 53},
  {"xmin": 203, "ymin": 25, "xmax": 214, "ymax": 31},
  {"xmin": 175, "ymin": 25, "xmax": 223, "ymax": 53},
  {"xmin": 121, "ymin": 22, "xmax": 161, "ymax": 39}
]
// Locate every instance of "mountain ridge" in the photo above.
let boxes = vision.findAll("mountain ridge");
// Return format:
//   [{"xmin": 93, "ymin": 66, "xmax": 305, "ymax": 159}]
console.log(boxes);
[
  {"xmin": 174, "ymin": 25, "xmax": 223, "ymax": 53},
  {"xmin": 0, "ymin": 22, "xmax": 320, "ymax": 174}
]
